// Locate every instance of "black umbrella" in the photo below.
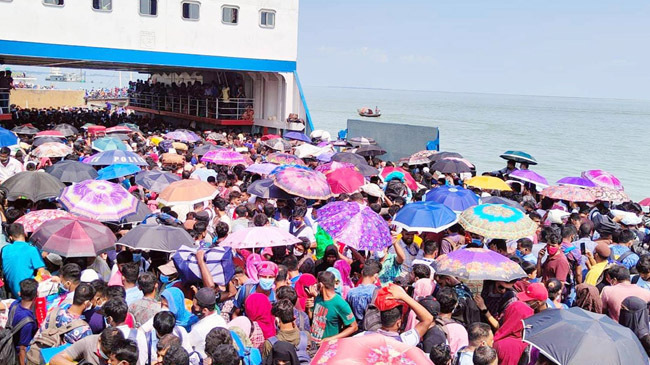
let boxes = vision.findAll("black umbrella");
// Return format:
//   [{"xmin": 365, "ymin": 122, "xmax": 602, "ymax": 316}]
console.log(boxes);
[
  {"xmin": 0, "ymin": 171, "xmax": 65, "ymax": 201},
  {"xmin": 134, "ymin": 170, "xmax": 181, "ymax": 193},
  {"xmin": 355, "ymin": 144, "xmax": 387, "ymax": 157},
  {"xmin": 331, "ymin": 152, "xmax": 379, "ymax": 176},
  {"xmin": 110, "ymin": 133, "xmax": 131, "ymax": 141},
  {"xmin": 12, "ymin": 125, "xmax": 39, "ymax": 135},
  {"xmin": 193, "ymin": 144, "xmax": 222, "ymax": 156},
  {"xmin": 54, "ymin": 123, "xmax": 79, "ymax": 137},
  {"xmin": 479, "ymin": 196, "xmax": 525, "ymax": 211},
  {"xmin": 523, "ymin": 307, "xmax": 648, "ymax": 365},
  {"xmin": 117, "ymin": 224, "xmax": 193, "ymax": 253},
  {"xmin": 430, "ymin": 151, "xmax": 463, "ymax": 162},
  {"xmin": 32, "ymin": 136, "xmax": 65, "ymax": 147},
  {"xmin": 430, "ymin": 158, "xmax": 473, "ymax": 174},
  {"xmin": 120, "ymin": 201, "xmax": 153, "ymax": 224},
  {"xmin": 248, "ymin": 178, "xmax": 294, "ymax": 199},
  {"xmin": 348, "ymin": 136, "xmax": 376, "ymax": 146},
  {"xmin": 45, "ymin": 160, "xmax": 99, "ymax": 184}
]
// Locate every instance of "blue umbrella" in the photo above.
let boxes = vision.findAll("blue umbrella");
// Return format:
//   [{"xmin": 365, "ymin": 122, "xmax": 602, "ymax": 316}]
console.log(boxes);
[
  {"xmin": 0, "ymin": 127, "xmax": 19, "ymax": 147},
  {"xmin": 87, "ymin": 150, "xmax": 148, "ymax": 166},
  {"xmin": 92, "ymin": 137, "xmax": 127, "ymax": 152},
  {"xmin": 97, "ymin": 164, "xmax": 141, "ymax": 180},
  {"xmin": 393, "ymin": 201, "xmax": 458, "ymax": 233},
  {"xmin": 284, "ymin": 131, "xmax": 311, "ymax": 143},
  {"xmin": 190, "ymin": 168, "xmax": 217, "ymax": 182},
  {"xmin": 425, "ymin": 185, "xmax": 479, "ymax": 212},
  {"xmin": 499, "ymin": 150, "xmax": 537, "ymax": 165}
]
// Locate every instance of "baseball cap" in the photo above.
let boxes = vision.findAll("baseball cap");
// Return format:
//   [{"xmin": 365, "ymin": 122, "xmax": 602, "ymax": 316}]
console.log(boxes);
[
  {"xmin": 195, "ymin": 287, "xmax": 217, "ymax": 308},
  {"xmin": 594, "ymin": 242, "xmax": 612, "ymax": 258},
  {"xmin": 375, "ymin": 284, "xmax": 405, "ymax": 312},
  {"xmin": 517, "ymin": 283, "xmax": 548, "ymax": 302},
  {"xmin": 418, "ymin": 296, "xmax": 440, "ymax": 317}
]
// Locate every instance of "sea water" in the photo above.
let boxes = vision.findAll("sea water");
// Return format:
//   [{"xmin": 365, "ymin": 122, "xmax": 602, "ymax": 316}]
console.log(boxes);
[{"xmin": 305, "ymin": 86, "xmax": 650, "ymax": 201}]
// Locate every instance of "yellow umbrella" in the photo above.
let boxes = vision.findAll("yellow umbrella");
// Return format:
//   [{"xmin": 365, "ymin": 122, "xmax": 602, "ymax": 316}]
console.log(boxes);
[
  {"xmin": 172, "ymin": 142, "xmax": 188, "ymax": 151},
  {"xmin": 150, "ymin": 136, "xmax": 163, "ymax": 146},
  {"xmin": 465, "ymin": 176, "xmax": 512, "ymax": 191}
]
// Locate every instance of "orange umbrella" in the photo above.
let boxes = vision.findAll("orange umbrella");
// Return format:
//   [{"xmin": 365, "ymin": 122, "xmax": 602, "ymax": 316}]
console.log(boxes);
[
  {"xmin": 312, "ymin": 333, "xmax": 433, "ymax": 364},
  {"xmin": 158, "ymin": 180, "xmax": 218, "ymax": 206}
]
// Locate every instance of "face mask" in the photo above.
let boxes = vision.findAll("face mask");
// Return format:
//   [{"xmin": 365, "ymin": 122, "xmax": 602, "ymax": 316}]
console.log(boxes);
[
  {"xmin": 159, "ymin": 275, "xmax": 170, "ymax": 285},
  {"xmin": 547, "ymin": 246, "xmax": 559, "ymax": 256},
  {"xmin": 293, "ymin": 248, "xmax": 304, "ymax": 257},
  {"xmin": 515, "ymin": 249, "xmax": 524, "ymax": 258},
  {"xmin": 292, "ymin": 220, "xmax": 302, "ymax": 227},
  {"xmin": 59, "ymin": 283, "xmax": 69, "ymax": 294},
  {"xmin": 374, "ymin": 250, "xmax": 386, "ymax": 260},
  {"xmin": 97, "ymin": 347, "xmax": 109, "ymax": 360},
  {"xmin": 258, "ymin": 278, "xmax": 275, "ymax": 291},
  {"xmin": 133, "ymin": 253, "xmax": 142, "ymax": 262},
  {"xmin": 335, "ymin": 286, "xmax": 342, "ymax": 295},
  {"xmin": 192, "ymin": 307, "xmax": 205, "ymax": 319},
  {"xmin": 471, "ymin": 238, "xmax": 483, "ymax": 246}
]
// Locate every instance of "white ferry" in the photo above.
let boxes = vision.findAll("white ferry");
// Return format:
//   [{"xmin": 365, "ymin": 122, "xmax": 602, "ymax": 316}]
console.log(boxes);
[{"xmin": 0, "ymin": 0, "xmax": 312, "ymax": 133}]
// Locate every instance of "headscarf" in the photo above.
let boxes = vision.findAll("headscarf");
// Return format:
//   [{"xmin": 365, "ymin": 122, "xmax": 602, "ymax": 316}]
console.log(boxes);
[
  {"xmin": 334, "ymin": 260, "xmax": 353, "ymax": 288},
  {"xmin": 161, "ymin": 287, "xmax": 194, "ymax": 331},
  {"xmin": 244, "ymin": 293, "xmax": 276, "ymax": 339},
  {"xmin": 256, "ymin": 261, "xmax": 279, "ymax": 277},
  {"xmin": 413, "ymin": 278, "xmax": 435, "ymax": 300},
  {"xmin": 619, "ymin": 296, "xmax": 650, "ymax": 339},
  {"xmin": 326, "ymin": 267, "xmax": 343, "ymax": 296},
  {"xmin": 315, "ymin": 245, "xmax": 338, "ymax": 274},
  {"xmin": 574, "ymin": 284, "xmax": 602, "ymax": 314},
  {"xmin": 493, "ymin": 301, "xmax": 534, "ymax": 365},
  {"xmin": 227, "ymin": 317, "xmax": 254, "ymax": 349},
  {"xmin": 263, "ymin": 340, "xmax": 299, "ymax": 365},
  {"xmin": 246, "ymin": 254, "xmax": 263, "ymax": 283},
  {"xmin": 295, "ymin": 273, "xmax": 317, "ymax": 311}
]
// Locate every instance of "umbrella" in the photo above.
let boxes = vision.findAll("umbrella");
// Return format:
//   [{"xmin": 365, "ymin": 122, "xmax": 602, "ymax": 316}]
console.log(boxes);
[
  {"xmin": 245, "ymin": 163, "xmax": 278, "ymax": 176},
  {"xmin": 117, "ymin": 123, "xmax": 141, "ymax": 132},
  {"xmin": 31, "ymin": 142, "xmax": 73, "ymax": 158},
  {"xmin": 97, "ymin": 164, "xmax": 141, "ymax": 180},
  {"xmin": 539, "ymin": 185, "xmax": 597, "ymax": 203},
  {"xmin": 35, "ymin": 130, "xmax": 65, "ymax": 138},
  {"xmin": 15, "ymin": 209, "xmax": 74, "ymax": 233},
  {"xmin": 164, "ymin": 129, "xmax": 200, "ymax": 143},
  {"xmin": 500, "ymin": 150, "xmax": 538, "ymax": 165},
  {"xmin": 556, "ymin": 176, "xmax": 596, "ymax": 188},
  {"xmin": 206, "ymin": 132, "xmax": 226, "ymax": 142},
  {"xmin": 332, "ymin": 139, "xmax": 352, "ymax": 147},
  {"xmin": 172, "ymin": 142, "xmax": 188, "ymax": 151},
  {"xmin": 150, "ymin": 136, "xmax": 164, "ymax": 145},
  {"xmin": 220, "ymin": 226, "xmax": 301, "ymax": 249},
  {"xmin": 272, "ymin": 167, "xmax": 332, "ymax": 200},
  {"xmin": 589, "ymin": 186, "xmax": 630, "ymax": 203},
  {"xmin": 190, "ymin": 168, "xmax": 217, "ymax": 182},
  {"xmin": 268, "ymin": 164, "xmax": 311, "ymax": 177},
  {"xmin": 509, "ymin": 169, "xmax": 549, "ymax": 187},
  {"xmin": 32, "ymin": 136, "xmax": 65, "ymax": 147},
  {"xmin": 0, "ymin": 171, "xmax": 65, "ymax": 201},
  {"xmin": 31, "ymin": 216, "xmax": 116, "ymax": 258},
  {"xmin": 403, "ymin": 150, "xmax": 437, "ymax": 165},
  {"xmin": 86, "ymin": 150, "xmax": 148, "ymax": 166},
  {"xmin": 201, "ymin": 150, "xmax": 247, "ymax": 166},
  {"xmin": 326, "ymin": 168, "xmax": 365, "ymax": 195},
  {"xmin": 81, "ymin": 123, "xmax": 96, "ymax": 129},
  {"xmin": 317, "ymin": 151, "xmax": 335, "ymax": 163},
  {"xmin": 12, "ymin": 125, "xmax": 39, "ymax": 135},
  {"xmin": 348, "ymin": 136, "xmax": 376, "ymax": 145},
  {"xmin": 393, "ymin": 201, "xmax": 458, "ymax": 233},
  {"xmin": 59, "ymin": 180, "xmax": 139, "ymax": 221},
  {"xmin": 158, "ymin": 180, "xmax": 218, "ymax": 206},
  {"xmin": 0, "ymin": 127, "xmax": 19, "ymax": 147},
  {"xmin": 312, "ymin": 333, "xmax": 432, "ymax": 365},
  {"xmin": 318, "ymin": 201, "xmax": 392, "ymax": 251},
  {"xmin": 106, "ymin": 126, "xmax": 133, "ymax": 134},
  {"xmin": 523, "ymin": 307, "xmax": 648, "ymax": 365},
  {"xmin": 45, "ymin": 160, "xmax": 99, "ymax": 183},
  {"xmin": 315, "ymin": 161, "xmax": 357, "ymax": 175},
  {"xmin": 639, "ymin": 198, "xmax": 650, "ymax": 207},
  {"xmin": 582, "ymin": 169, "xmax": 624, "ymax": 191},
  {"xmin": 266, "ymin": 152, "xmax": 305, "ymax": 166},
  {"xmin": 53, "ymin": 123, "xmax": 79, "ymax": 136},
  {"xmin": 355, "ymin": 144, "xmax": 387, "ymax": 157},
  {"xmin": 380, "ymin": 167, "xmax": 418, "ymax": 191},
  {"xmin": 134, "ymin": 170, "xmax": 180, "ymax": 193},
  {"xmin": 261, "ymin": 134, "xmax": 282, "ymax": 141},
  {"xmin": 247, "ymin": 179, "xmax": 294, "ymax": 199},
  {"xmin": 110, "ymin": 133, "xmax": 131, "ymax": 141},
  {"xmin": 434, "ymin": 247, "xmax": 527, "ymax": 281},
  {"xmin": 429, "ymin": 151, "xmax": 463, "ymax": 162},
  {"xmin": 465, "ymin": 176, "xmax": 512, "ymax": 191},
  {"xmin": 294, "ymin": 143, "xmax": 327, "ymax": 159},
  {"xmin": 193, "ymin": 144, "xmax": 221, "ymax": 156},
  {"xmin": 284, "ymin": 131, "xmax": 311, "ymax": 143},
  {"xmin": 262, "ymin": 138, "xmax": 291, "ymax": 152},
  {"xmin": 425, "ymin": 185, "xmax": 479, "ymax": 212},
  {"xmin": 87, "ymin": 125, "xmax": 107, "ymax": 135},
  {"xmin": 480, "ymin": 196, "xmax": 525, "ymax": 211},
  {"xmin": 92, "ymin": 137, "xmax": 127, "ymax": 151},
  {"xmin": 430, "ymin": 157, "xmax": 473, "ymax": 174},
  {"xmin": 119, "ymin": 201, "xmax": 153, "ymax": 224},
  {"xmin": 331, "ymin": 152, "xmax": 378, "ymax": 176},
  {"xmin": 118, "ymin": 224, "xmax": 193, "ymax": 253},
  {"xmin": 458, "ymin": 203, "xmax": 537, "ymax": 239}
]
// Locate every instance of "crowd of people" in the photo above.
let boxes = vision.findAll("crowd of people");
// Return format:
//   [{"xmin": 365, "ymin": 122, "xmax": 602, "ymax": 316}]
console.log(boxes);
[
  {"xmin": 86, "ymin": 88, "xmax": 129, "ymax": 100},
  {"xmin": 0, "ymin": 108, "xmax": 647, "ymax": 365}
]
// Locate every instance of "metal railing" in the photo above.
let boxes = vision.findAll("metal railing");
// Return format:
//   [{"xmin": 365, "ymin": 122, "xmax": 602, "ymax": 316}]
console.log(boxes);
[
  {"xmin": 128, "ymin": 92, "xmax": 254, "ymax": 120},
  {"xmin": 0, "ymin": 89, "xmax": 9, "ymax": 115}
]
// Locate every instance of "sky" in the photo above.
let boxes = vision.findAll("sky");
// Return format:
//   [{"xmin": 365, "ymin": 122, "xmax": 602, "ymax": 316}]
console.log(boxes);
[{"xmin": 297, "ymin": 0, "xmax": 650, "ymax": 99}]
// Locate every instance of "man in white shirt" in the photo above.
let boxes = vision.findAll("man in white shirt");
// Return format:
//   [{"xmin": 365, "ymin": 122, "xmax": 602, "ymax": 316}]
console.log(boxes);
[
  {"xmin": 188, "ymin": 288, "xmax": 227, "ymax": 359},
  {"xmin": 0, "ymin": 147, "xmax": 24, "ymax": 183}
]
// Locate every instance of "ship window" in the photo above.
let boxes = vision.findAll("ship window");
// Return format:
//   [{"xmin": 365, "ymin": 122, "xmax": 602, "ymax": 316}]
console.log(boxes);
[
  {"xmin": 182, "ymin": 2, "xmax": 200, "ymax": 20},
  {"xmin": 260, "ymin": 10, "xmax": 275, "ymax": 28},
  {"xmin": 92, "ymin": 0, "xmax": 112, "ymax": 11},
  {"xmin": 222, "ymin": 6, "xmax": 238, "ymax": 24},
  {"xmin": 139, "ymin": 0, "xmax": 157, "ymax": 16},
  {"xmin": 43, "ymin": 0, "xmax": 64, "ymax": 6}
]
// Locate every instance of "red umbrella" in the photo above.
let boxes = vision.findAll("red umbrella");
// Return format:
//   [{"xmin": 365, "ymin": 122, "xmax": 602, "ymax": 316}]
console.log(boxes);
[
  {"xmin": 380, "ymin": 167, "xmax": 418, "ymax": 191},
  {"xmin": 30, "ymin": 216, "xmax": 117, "ymax": 258},
  {"xmin": 261, "ymin": 134, "xmax": 281, "ymax": 141},
  {"xmin": 326, "ymin": 167, "xmax": 365, "ymax": 194},
  {"xmin": 35, "ymin": 130, "xmax": 64, "ymax": 138},
  {"xmin": 639, "ymin": 198, "xmax": 650, "ymax": 207}
]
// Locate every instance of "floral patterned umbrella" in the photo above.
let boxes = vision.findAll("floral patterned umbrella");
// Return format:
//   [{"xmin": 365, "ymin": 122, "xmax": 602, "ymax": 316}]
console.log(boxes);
[
  {"xmin": 268, "ymin": 164, "xmax": 311, "ymax": 177},
  {"xmin": 59, "ymin": 180, "xmax": 139, "ymax": 222},
  {"xmin": 434, "ymin": 248, "xmax": 527, "ymax": 281},
  {"xmin": 312, "ymin": 333, "xmax": 432, "ymax": 364},
  {"xmin": 31, "ymin": 142, "xmax": 73, "ymax": 158},
  {"xmin": 266, "ymin": 152, "xmax": 305, "ymax": 166},
  {"xmin": 581, "ymin": 169, "xmax": 624, "ymax": 191},
  {"xmin": 272, "ymin": 167, "xmax": 332, "ymax": 199},
  {"xmin": 458, "ymin": 203, "xmax": 537, "ymax": 239},
  {"xmin": 15, "ymin": 209, "xmax": 74, "ymax": 233},
  {"xmin": 200, "ymin": 149, "xmax": 247, "ymax": 165},
  {"xmin": 315, "ymin": 161, "xmax": 357, "ymax": 175},
  {"xmin": 164, "ymin": 129, "xmax": 201, "ymax": 143},
  {"xmin": 539, "ymin": 185, "xmax": 597, "ymax": 202},
  {"xmin": 317, "ymin": 201, "xmax": 391, "ymax": 251},
  {"xmin": 589, "ymin": 186, "xmax": 630, "ymax": 203}
]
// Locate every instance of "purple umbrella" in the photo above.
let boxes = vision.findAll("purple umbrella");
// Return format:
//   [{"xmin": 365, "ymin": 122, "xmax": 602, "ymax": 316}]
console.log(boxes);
[
  {"xmin": 556, "ymin": 176, "xmax": 596, "ymax": 188},
  {"xmin": 509, "ymin": 169, "xmax": 549, "ymax": 187},
  {"xmin": 245, "ymin": 163, "xmax": 278, "ymax": 176},
  {"xmin": 317, "ymin": 201, "xmax": 391, "ymax": 251},
  {"xmin": 164, "ymin": 129, "xmax": 201, "ymax": 143},
  {"xmin": 317, "ymin": 152, "xmax": 335, "ymax": 162},
  {"xmin": 284, "ymin": 131, "xmax": 311, "ymax": 143}
]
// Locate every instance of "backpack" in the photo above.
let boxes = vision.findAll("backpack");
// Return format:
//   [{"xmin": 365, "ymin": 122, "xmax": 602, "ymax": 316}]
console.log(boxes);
[
  {"xmin": 632, "ymin": 275, "xmax": 641, "ymax": 285},
  {"xmin": 385, "ymin": 179, "xmax": 407, "ymax": 201},
  {"xmin": 268, "ymin": 331, "xmax": 311, "ymax": 365},
  {"xmin": 614, "ymin": 250, "xmax": 636, "ymax": 267},
  {"xmin": 230, "ymin": 330, "xmax": 262, "ymax": 365},
  {"xmin": 0, "ymin": 304, "xmax": 34, "ymax": 365},
  {"xmin": 360, "ymin": 287, "xmax": 381, "ymax": 332},
  {"xmin": 26, "ymin": 307, "xmax": 88, "ymax": 365}
]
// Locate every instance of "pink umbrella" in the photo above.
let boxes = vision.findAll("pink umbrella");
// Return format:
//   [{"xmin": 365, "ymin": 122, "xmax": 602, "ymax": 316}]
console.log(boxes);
[
  {"xmin": 581, "ymin": 170, "xmax": 624, "ymax": 191},
  {"xmin": 327, "ymin": 168, "xmax": 365, "ymax": 194},
  {"xmin": 31, "ymin": 216, "xmax": 117, "ymax": 257},
  {"xmin": 201, "ymin": 149, "xmax": 247, "ymax": 165},
  {"xmin": 15, "ymin": 209, "xmax": 74, "ymax": 233},
  {"xmin": 35, "ymin": 130, "xmax": 64, "ymax": 138},
  {"xmin": 380, "ymin": 167, "xmax": 418, "ymax": 191},
  {"xmin": 272, "ymin": 167, "xmax": 332, "ymax": 199},
  {"xmin": 220, "ymin": 226, "xmax": 301, "ymax": 249}
]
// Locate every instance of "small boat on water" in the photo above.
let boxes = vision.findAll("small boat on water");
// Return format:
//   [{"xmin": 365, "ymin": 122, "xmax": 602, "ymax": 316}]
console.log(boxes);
[{"xmin": 358, "ymin": 106, "xmax": 381, "ymax": 117}]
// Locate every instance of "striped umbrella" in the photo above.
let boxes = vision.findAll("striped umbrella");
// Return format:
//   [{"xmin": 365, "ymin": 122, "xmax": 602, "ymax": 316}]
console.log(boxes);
[
  {"xmin": 539, "ymin": 185, "xmax": 597, "ymax": 202},
  {"xmin": 201, "ymin": 149, "xmax": 247, "ymax": 165},
  {"xmin": 272, "ymin": 167, "xmax": 332, "ymax": 199},
  {"xmin": 581, "ymin": 170, "xmax": 624, "ymax": 191},
  {"xmin": 459, "ymin": 204, "xmax": 537, "ymax": 239},
  {"xmin": 59, "ymin": 180, "xmax": 138, "ymax": 221}
]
